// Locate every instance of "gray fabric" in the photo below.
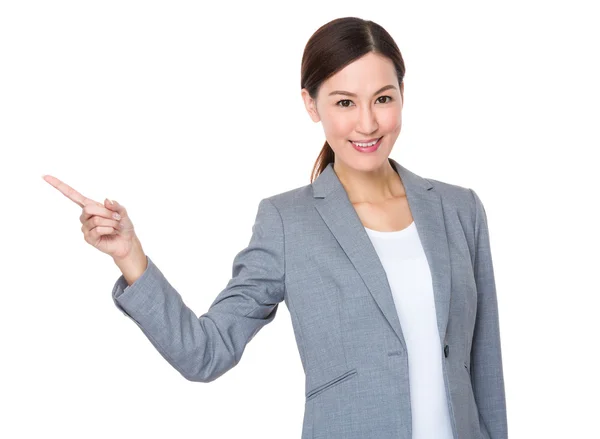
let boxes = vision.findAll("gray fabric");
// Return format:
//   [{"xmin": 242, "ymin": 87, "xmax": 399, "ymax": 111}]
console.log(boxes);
[{"xmin": 112, "ymin": 158, "xmax": 507, "ymax": 439}]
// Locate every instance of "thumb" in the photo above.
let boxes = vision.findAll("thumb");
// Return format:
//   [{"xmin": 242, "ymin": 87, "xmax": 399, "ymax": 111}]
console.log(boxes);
[{"xmin": 104, "ymin": 198, "xmax": 125, "ymax": 214}]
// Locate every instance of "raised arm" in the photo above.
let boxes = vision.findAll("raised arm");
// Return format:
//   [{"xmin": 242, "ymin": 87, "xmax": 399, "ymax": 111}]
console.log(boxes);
[
  {"xmin": 469, "ymin": 188, "xmax": 508, "ymax": 439},
  {"xmin": 112, "ymin": 198, "xmax": 286, "ymax": 382}
]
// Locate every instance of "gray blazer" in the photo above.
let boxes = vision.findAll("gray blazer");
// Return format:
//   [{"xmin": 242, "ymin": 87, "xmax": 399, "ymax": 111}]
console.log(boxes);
[{"xmin": 112, "ymin": 158, "xmax": 508, "ymax": 439}]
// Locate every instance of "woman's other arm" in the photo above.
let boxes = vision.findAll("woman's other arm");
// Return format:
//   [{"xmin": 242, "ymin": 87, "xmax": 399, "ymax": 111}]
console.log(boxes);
[{"xmin": 469, "ymin": 188, "xmax": 508, "ymax": 439}]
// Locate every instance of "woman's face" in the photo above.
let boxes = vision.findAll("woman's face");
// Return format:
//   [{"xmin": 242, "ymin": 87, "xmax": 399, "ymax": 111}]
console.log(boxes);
[{"xmin": 302, "ymin": 52, "xmax": 404, "ymax": 173}]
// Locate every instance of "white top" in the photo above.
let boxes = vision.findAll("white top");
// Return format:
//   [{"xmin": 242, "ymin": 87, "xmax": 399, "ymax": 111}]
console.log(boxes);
[{"xmin": 364, "ymin": 221, "xmax": 454, "ymax": 439}]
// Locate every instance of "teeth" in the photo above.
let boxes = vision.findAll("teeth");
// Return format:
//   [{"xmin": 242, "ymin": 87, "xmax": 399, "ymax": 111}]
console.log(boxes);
[{"xmin": 352, "ymin": 138, "xmax": 379, "ymax": 147}]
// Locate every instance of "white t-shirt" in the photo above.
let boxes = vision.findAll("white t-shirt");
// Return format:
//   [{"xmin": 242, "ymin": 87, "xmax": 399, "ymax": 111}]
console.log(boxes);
[{"xmin": 364, "ymin": 221, "xmax": 454, "ymax": 439}]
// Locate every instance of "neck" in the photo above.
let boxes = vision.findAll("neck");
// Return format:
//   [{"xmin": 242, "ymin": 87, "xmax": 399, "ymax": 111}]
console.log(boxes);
[{"xmin": 333, "ymin": 159, "xmax": 405, "ymax": 204}]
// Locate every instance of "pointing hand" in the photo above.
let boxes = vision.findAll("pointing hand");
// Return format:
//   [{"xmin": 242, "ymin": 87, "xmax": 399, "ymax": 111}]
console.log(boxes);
[{"xmin": 42, "ymin": 175, "xmax": 138, "ymax": 259}]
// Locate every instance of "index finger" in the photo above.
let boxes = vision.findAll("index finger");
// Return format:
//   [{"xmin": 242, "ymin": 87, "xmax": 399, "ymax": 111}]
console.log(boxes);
[{"xmin": 42, "ymin": 175, "xmax": 101, "ymax": 208}]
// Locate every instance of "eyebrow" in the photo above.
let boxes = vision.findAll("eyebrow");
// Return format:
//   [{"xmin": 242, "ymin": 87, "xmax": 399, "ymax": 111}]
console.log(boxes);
[{"xmin": 328, "ymin": 84, "xmax": 397, "ymax": 98}]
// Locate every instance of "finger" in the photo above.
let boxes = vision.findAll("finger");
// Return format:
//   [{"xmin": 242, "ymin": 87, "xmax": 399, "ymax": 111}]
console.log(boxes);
[
  {"xmin": 104, "ymin": 198, "xmax": 116, "ymax": 210},
  {"xmin": 42, "ymin": 175, "xmax": 98, "ymax": 208},
  {"xmin": 106, "ymin": 198, "xmax": 127, "ymax": 216},
  {"xmin": 104, "ymin": 198, "xmax": 122, "ymax": 213},
  {"xmin": 80, "ymin": 204, "xmax": 122, "ymax": 224},
  {"xmin": 85, "ymin": 225, "xmax": 119, "ymax": 243},
  {"xmin": 82, "ymin": 215, "xmax": 121, "ymax": 233},
  {"xmin": 92, "ymin": 225, "xmax": 119, "ymax": 237}
]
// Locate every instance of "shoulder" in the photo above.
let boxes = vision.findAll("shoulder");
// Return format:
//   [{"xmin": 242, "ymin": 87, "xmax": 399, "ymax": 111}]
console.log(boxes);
[
  {"xmin": 262, "ymin": 183, "xmax": 314, "ymax": 213},
  {"xmin": 394, "ymin": 160, "xmax": 480, "ymax": 217},
  {"xmin": 423, "ymin": 176, "xmax": 479, "ymax": 213}
]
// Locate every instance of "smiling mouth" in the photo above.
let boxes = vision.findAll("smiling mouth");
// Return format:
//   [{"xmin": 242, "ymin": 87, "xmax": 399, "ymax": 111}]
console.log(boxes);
[{"xmin": 349, "ymin": 136, "xmax": 383, "ymax": 146}]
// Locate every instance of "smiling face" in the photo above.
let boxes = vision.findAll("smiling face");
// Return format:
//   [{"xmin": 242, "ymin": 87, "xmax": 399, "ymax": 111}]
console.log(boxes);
[{"xmin": 302, "ymin": 52, "xmax": 404, "ymax": 173}]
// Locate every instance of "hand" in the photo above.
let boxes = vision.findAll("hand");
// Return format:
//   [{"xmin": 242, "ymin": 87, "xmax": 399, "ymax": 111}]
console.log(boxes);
[{"xmin": 42, "ymin": 175, "xmax": 139, "ymax": 259}]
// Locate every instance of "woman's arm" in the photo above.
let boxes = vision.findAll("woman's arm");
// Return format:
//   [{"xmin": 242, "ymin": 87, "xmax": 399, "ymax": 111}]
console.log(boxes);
[{"xmin": 111, "ymin": 198, "xmax": 286, "ymax": 383}]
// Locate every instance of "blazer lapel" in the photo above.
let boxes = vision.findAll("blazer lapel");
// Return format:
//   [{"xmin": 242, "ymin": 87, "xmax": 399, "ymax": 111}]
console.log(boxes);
[{"xmin": 312, "ymin": 158, "xmax": 452, "ymax": 351}]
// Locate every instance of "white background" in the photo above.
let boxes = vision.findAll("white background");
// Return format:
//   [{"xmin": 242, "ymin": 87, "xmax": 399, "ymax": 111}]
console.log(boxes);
[{"xmin": 1, "ymin": 0, "xmax": 598, "ymax": 437}]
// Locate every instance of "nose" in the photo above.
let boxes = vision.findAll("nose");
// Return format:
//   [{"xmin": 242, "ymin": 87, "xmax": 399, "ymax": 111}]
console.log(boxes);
[{"xmin": 355, "ymin": 105, "xmax": 379, "ymax": 135}]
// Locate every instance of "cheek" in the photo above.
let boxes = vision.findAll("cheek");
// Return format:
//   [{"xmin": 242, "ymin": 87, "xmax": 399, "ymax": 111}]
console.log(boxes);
[
  {"xmin": 381, "ymin": 108, "xmax": 402, "ymax": 132},
  {"xmin": 322, "ymin": 114, "xmax": 355, "ymax": 137}
]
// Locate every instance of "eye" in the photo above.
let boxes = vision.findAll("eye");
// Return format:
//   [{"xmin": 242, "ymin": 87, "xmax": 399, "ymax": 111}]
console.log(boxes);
[
  {"xmin": 336, "ymin": 99, "xmax": 353, "ymax": 108},
  {"xmin": 377, "ymin": 96, "xmax": 393, "ymax": 104}
]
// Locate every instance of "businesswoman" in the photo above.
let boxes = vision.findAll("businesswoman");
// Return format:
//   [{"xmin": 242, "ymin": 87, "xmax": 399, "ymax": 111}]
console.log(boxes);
[{"xmin": 44, "ymin": 16, "xmax": 507, "ymax": 439}]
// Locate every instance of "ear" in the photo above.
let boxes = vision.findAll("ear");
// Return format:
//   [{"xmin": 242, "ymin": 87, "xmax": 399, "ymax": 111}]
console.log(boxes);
[
  {"xmin": 400, "ymin": 80, "xmax": 404, "ymax": 108},
  {"xmin": 301, "ymin": 88, "xmax": 321, "ymax": 123}
]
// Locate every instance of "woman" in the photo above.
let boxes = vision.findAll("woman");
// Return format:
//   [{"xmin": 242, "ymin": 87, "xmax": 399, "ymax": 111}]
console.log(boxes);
[{"xmin": 44, "ymin": 16, "xmax": 507, "ymax": 439}]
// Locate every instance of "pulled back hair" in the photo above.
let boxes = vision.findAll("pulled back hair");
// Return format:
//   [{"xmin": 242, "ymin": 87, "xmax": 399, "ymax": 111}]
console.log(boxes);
[{"xmin": 301, "ymin": 17, "xmax": 406, "ymax": 183}]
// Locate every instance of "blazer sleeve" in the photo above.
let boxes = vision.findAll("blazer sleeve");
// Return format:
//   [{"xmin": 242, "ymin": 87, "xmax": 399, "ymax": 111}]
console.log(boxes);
[
  {"xmin": 111, "ymin": 198, "xmax": 286, "ymax": 383},
  {"xmin": 469, "ymin": 188, "xmax": 508, "ymax": 439}
]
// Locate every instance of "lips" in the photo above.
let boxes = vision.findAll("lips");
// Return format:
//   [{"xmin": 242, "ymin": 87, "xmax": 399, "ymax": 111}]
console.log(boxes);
[
  {"xmin": 350, "ymin": 137, "xmax": 381, "ymax": 143},
  {"xmin": 350, "ymin": 136, "xmax": 383, "ymax": 153}
]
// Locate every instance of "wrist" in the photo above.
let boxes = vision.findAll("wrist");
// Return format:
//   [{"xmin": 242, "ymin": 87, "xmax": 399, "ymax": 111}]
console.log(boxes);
[{"xmin": 113, "ymin": 238, "xmax": 147, "ymax": 286}]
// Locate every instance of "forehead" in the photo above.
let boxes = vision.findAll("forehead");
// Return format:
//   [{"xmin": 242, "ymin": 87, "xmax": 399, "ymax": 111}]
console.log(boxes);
[{"xmin": 320, "ymin": 53, "xmax": 398, "ymax": 97}]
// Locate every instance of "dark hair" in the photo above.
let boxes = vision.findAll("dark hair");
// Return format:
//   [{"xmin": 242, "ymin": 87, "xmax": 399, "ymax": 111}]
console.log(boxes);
[{"xmin": 301, "ymin": 17, "xmax": 406, "ymax": 183}]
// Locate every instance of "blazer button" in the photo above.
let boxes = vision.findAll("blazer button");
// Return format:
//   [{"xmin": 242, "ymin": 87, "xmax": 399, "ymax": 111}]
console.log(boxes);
[{"xmin": 444, "ymin": 344, "xmax": 449, "ymax": 358}]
